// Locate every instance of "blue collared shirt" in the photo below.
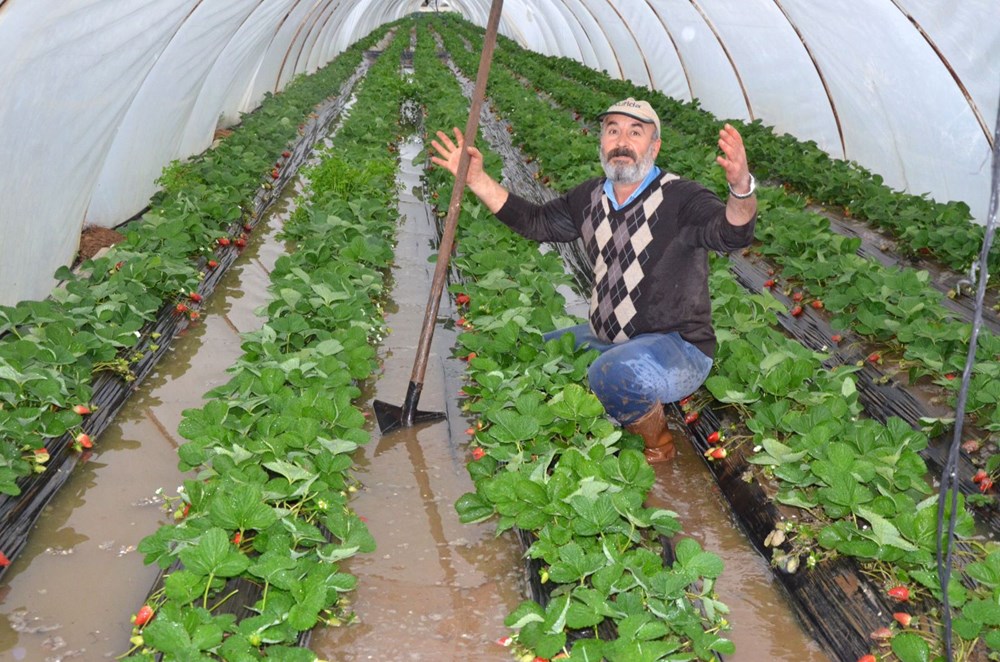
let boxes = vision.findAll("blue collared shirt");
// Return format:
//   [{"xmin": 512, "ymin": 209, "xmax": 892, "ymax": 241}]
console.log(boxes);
[{"xmin": 603, "ymin": 165, "xmax": 661, "ymax": 210}]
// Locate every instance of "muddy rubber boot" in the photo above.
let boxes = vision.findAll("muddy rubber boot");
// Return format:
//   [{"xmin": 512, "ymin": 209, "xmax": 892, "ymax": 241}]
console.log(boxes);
[{"xmin": 625, "ymin": 404, "xmax": 675, "ymax": 463}]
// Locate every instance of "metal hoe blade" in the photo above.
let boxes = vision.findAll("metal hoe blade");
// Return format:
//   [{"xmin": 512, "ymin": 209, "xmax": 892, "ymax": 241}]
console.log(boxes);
[{"xmin": 373, "ymin": 384, "xmax": 445, "ymax": 434}]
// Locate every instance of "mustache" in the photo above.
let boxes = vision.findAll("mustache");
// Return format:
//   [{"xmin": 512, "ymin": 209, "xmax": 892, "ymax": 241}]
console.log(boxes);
[{"xmin": 606, "ymin": 146, "xmax": 637, "ymax": 160}]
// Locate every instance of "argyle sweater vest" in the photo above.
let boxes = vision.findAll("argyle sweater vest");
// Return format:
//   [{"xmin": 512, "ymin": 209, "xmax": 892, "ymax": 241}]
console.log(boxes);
[
  {"xmin": 582, "ymin": 173, "xmax": 678, "ymax": 343},
  {"xmin": 494, "ymin": 172, "xmax": 756, "ymax": 358}
]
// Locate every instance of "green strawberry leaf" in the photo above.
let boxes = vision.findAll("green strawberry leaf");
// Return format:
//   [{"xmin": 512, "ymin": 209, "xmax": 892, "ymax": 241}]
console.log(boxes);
[
  {"xmin": 891, "ymin": 632, "xmax": 930, "ymax": 662},
  {"xmin": 179, "ymin": 528, "xmax": 250, "ymax": 579}
]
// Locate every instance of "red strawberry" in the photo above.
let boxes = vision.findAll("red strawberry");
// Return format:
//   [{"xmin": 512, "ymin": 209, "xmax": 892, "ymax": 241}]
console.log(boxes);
[
  {"xmin": 790, "ymin": 305, "xmax": 803, "ymax": 317},
  {"xmin": 792, "ymin": 291, "xmax": 804, "ymax": 302},
  {"xmin": 235, "ymin": 236, "xmax": 247, "ymax": 248},
  {"xmin": 72, "ymin": 404, "xmax": 92, "ymax": 415},
  {"xmin": 980, "ymin": 477, "xmax": 994, "ymax": 492},
  {"xmin": 893, "ymin": 612, "xmax": 912, "ymax": 627},
  {"xmin": 232, "ymin": 532, "xmax": 242, "ymax": 545},
  {"xmin": 188, "ymin": 292, "xmax": 202, "ymax": 303},
  {"xmin": 684, "ymin": 411, "xmax": 699, "ymax": 425},
  {"xmin": 282, "ymin": 150, "xmax": 291, "ymax": 158},
  {"xmin": 707, "ymin": 431, "xmax": 722, "ymax": 444},
  {"xmin": 457, "ymin": 317, "xmax": 466, "ymax": 326},
  {"xmin": 867, "ymin": 352, "xmax": 881, "ymax": 364},
  {"xmin": 75, "ymin": 433, "xmax": 93, "ymax": 449},
  {"xmin": 456, "ymin": 293, "xmax": 471, "ymax": 306},
  {"xmin": 887, "ymin": 585, "xmax": 909, "ymax": 601},
  {"xmin": 945, "ymin": 373, "xmax": 956, "ymax": 380},
  {"xmin": 243, "ymin": 222, "xmax": 253, "ymax": 232},
  {"xmin": 207, "ymin": 259, "xmax": 219, "ymax": 269},
  {"xmin": 973, "ymin": 469, "xmax": 988, "ymax": 483},
  {"xmin": 471, "ymin": 447, "xmax": 486, "ymax": 460},
  {"xmin": 271, "ymin": 168, "xmax": 280, "ymax": 179},
  {"xmin": 679, "ymin": 396, "xmax": 692, "ymax": 407},
  {"xmin": 217, "ymin": 237, "xmax": 231, "ymax": 247},
  {"xmin": 497, "ymin": 636, "xmax": 512, "ymax": 647},
  {"xmin": 763, "ymin": 279, "xmax": 776, "ymax": 288},
  {"xmin": 133, "ymin": 605, "xmax": 154, "ymax": 627},
  {"xmin": 465, "ymin": 352, "xmax": 477, "ymax": 362},
  {"xmin": 811, "ymin": 300, "xmax": 824, "ymax": 309},
  {"xmin": 831, "ymin": 334, "xmax": 843, "ymax": 343},
  {"xmin": 189, "ymin": 311, "xmax": 200, "ymax": 320},
  {"xmin": 0, "ymin": 551, "xmax": 9, "ymax": 567},
  {"xmin": 870, "ymin": 626, "xmax": 893, "ymax": 640},
  {"xmin": 176, "ymin": 303, "xmax": 189, "ymax": 314},
  {"xmin": 704, "ymin": 447, "xmax": 727, "ymax": 460},
  {"xmin": 465, "ymin": 427, "xmax": 475, "ymax": 435},
  {"xmin": 858, "ymin": 656, "xmax": 876, "ymax": 662}
]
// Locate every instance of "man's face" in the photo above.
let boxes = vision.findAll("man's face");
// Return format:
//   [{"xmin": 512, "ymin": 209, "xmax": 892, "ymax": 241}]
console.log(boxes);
[{"xmin": 599, "ymin": 114, "xmax": 661, "ymax": 185}]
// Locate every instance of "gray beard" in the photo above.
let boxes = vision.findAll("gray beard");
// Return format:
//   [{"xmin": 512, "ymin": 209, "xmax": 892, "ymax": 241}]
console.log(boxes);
[{"xmin": 600, "ymin": 146, "xmax": 656, "ymax": 185}]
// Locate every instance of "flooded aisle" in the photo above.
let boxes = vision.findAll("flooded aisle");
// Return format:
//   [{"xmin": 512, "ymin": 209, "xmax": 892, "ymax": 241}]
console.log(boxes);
[
  {"xmin": 309, "ymin": 136, "xmax": 525, "ymax": 661},
  {"xmin": 647, "ymin": 455, "xmax": 830, "ymax": 661},
  {"xmin": 0, "ymin": 190, "xmax": 299, "ymax": 661}
]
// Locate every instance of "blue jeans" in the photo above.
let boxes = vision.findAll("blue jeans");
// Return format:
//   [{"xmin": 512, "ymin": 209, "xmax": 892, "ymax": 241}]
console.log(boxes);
[{"xmin": 544, "ymin": 324, "xmax": 713, "ymax": 425}]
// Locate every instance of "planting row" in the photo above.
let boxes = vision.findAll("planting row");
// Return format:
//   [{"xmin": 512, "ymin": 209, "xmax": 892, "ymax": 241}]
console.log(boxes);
[{"xmin": 120, "ymin": 29, "xmax": 412, "ymax": 661}]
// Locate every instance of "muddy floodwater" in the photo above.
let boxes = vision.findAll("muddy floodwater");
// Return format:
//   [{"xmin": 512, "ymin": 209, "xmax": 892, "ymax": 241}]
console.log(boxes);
[{"xmin": 0, "ymin": 136, "xmax": 829, "ymax": 661}]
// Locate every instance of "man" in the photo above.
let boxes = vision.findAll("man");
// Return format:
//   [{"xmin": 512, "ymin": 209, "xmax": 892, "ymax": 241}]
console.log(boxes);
[{"xmin": 430, "ymin": 97, "xmax": 757, "ymax": 462}]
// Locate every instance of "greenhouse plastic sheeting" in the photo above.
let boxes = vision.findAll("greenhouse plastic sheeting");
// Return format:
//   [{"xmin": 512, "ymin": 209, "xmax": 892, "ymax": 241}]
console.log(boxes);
[{"xmin": 0, "ymin": 0, "xmax": 996, "ymax": 306}]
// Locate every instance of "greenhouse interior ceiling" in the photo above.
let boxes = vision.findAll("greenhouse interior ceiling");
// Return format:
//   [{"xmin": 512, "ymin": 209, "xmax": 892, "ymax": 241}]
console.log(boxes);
[{"xmin": 0, "ymin": 0, "xmax": 997, "ymax": 305}]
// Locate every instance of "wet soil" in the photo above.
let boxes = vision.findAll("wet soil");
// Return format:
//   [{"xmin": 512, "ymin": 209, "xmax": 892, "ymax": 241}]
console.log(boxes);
[{"xmin": 77, "ymin": 225, "xmax": 125, "ymax": 262}]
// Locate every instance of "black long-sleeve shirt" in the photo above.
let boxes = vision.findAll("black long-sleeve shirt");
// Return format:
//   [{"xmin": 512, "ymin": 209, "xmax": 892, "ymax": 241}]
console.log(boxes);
[{"xmin": 494, "ymin": 172, "xmax": 756, "ymax": 358}]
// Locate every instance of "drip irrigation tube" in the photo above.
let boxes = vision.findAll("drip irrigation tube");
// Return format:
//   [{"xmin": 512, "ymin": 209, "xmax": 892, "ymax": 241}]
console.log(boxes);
[{"xmin": 937, "ymin": 99, "xmax": 1000, "ymax": 662}]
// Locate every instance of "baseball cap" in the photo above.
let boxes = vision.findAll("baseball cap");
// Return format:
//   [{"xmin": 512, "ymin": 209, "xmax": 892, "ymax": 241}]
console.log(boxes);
[{"xmin": 597, "ymin": 98, "xmax": 661, "ymax": 136}]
